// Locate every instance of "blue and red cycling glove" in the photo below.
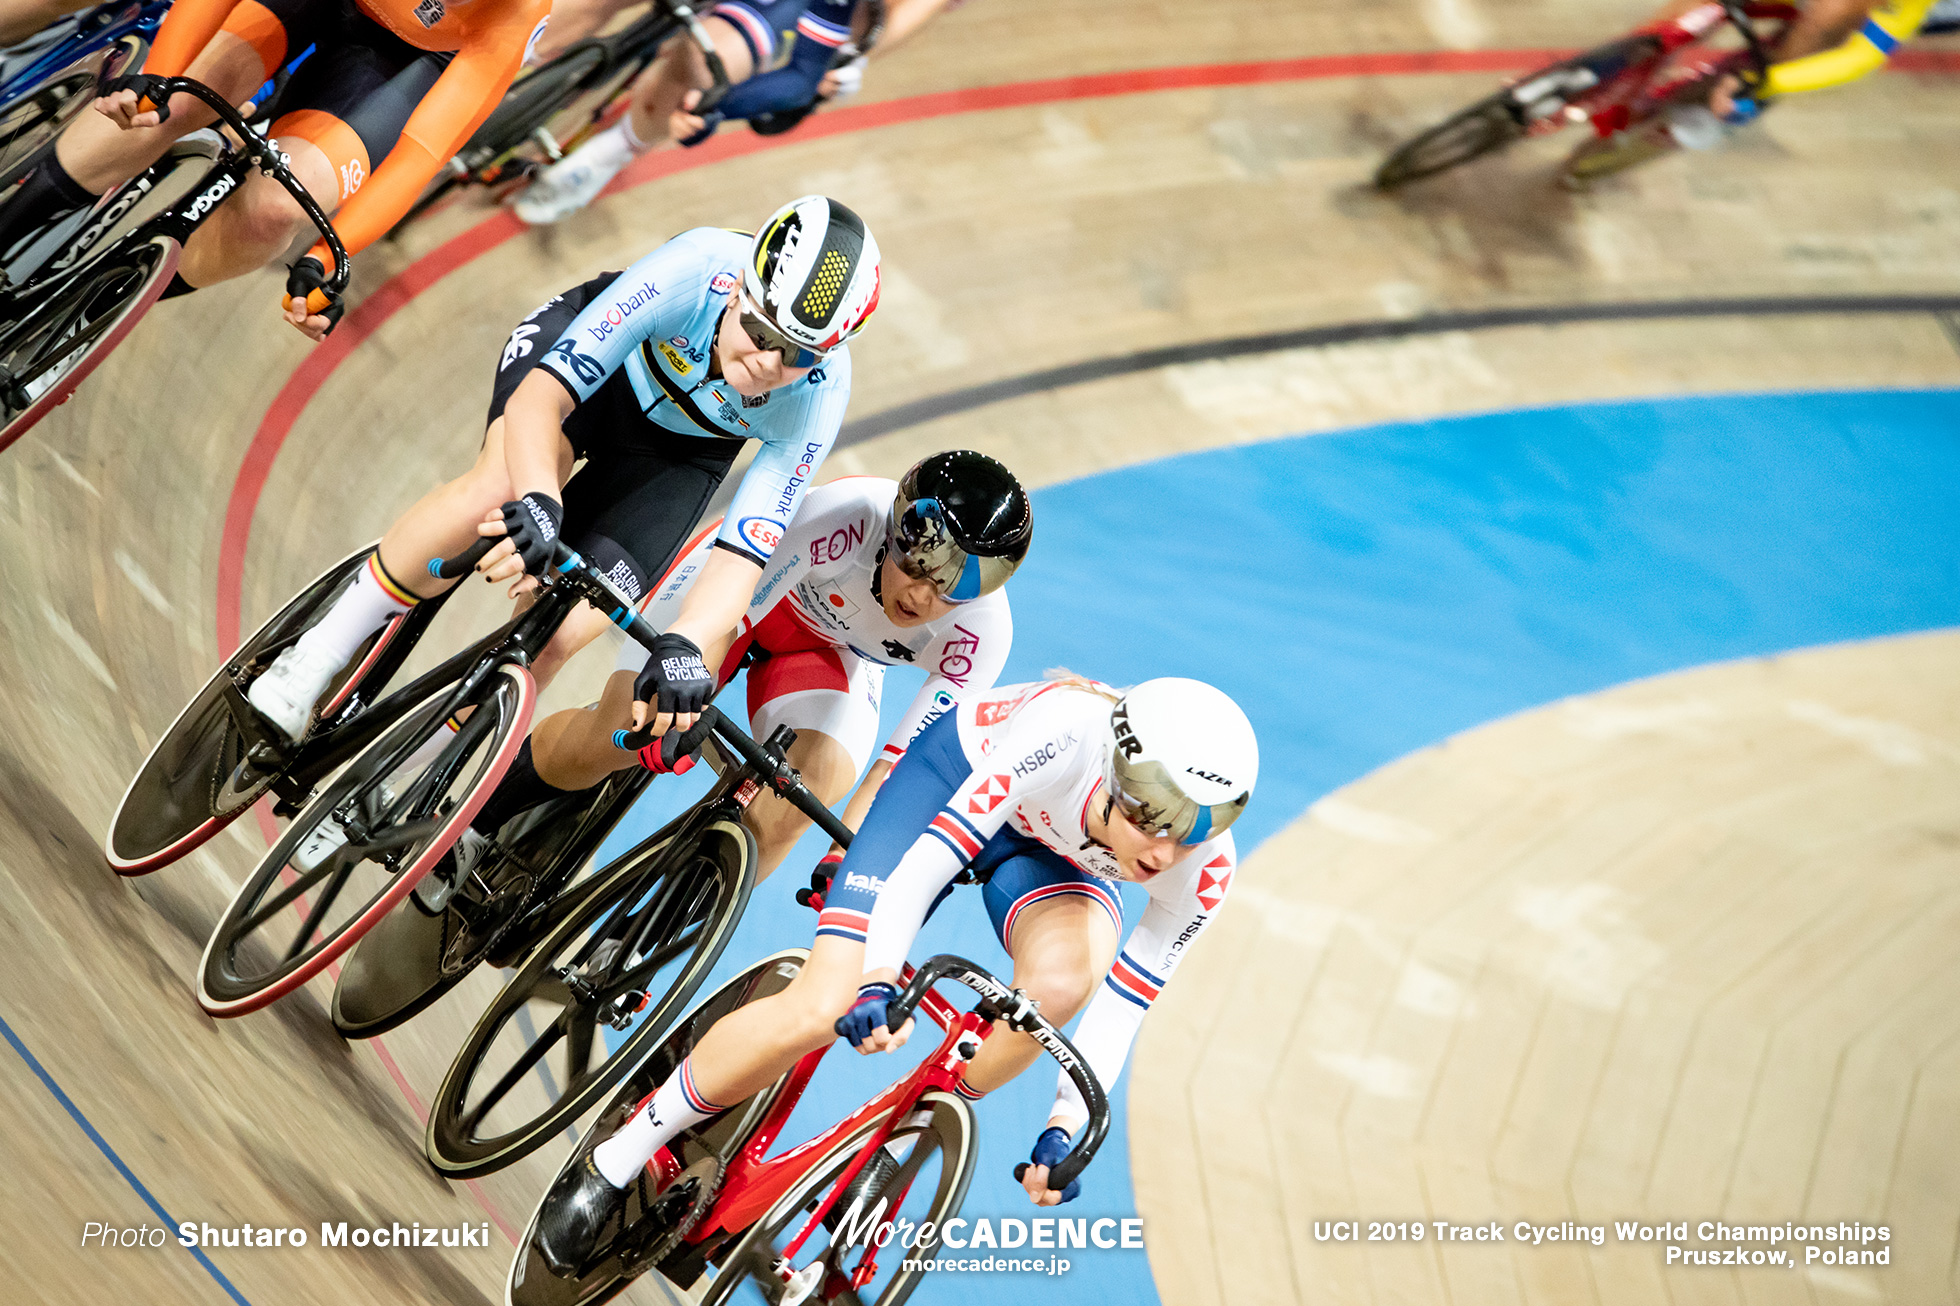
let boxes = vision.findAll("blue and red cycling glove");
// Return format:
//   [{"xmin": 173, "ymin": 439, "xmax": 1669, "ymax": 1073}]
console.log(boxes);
[{"xmin": 836, "ymin": 981, "xmax": 900, "ymax": 1047}]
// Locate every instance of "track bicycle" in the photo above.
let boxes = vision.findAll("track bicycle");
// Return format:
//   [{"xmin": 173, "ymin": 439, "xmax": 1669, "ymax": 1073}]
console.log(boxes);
[
  {"xmin": 411, "ymin": 703, "xmax": 856, "ymax": 1178},
  {"xmin": 0, "ymin": 74, "xmax": 350, "ymax": 452},
  {"xmin": 1375, "ymin": 0, "xmax": 1794, "ymax": 189},
  {"xmin": 506, "ymin": 950, "xmax": 1111, "ymax": 1306},
  {"xmin": 105, "ymin": 532, "xmax": 628, "ymax": 1005}
]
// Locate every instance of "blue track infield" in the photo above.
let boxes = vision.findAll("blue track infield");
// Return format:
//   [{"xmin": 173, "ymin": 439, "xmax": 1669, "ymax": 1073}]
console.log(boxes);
[{"xmin": 597, "ymin": 387, "xmax": 1960, "ymax": 1306}]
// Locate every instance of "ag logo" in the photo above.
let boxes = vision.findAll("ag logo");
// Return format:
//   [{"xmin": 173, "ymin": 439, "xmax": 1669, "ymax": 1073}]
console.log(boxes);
[{"xmin": 548, "ymin": 340, "xmax": 604, "ymax": 385}]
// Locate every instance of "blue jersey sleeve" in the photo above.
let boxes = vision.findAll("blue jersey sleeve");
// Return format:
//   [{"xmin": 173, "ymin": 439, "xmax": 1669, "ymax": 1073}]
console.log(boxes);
[
  {"xmin": 537, "ymin": 235, "xmax": 716, "ymax": 403},
  {"xmin": 714, "ymin": 349, "xmax": 853, "ymax": 565}
]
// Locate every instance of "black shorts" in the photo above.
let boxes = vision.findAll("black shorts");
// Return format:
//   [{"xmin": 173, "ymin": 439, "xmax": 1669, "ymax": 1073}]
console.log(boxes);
[
  {"xmin": 247, "ymin": 0, "xmax": 454, "ymax": 175},
  {"xmin": 488, "ymin": 274, "xmax": 740, "ymax": 605}
]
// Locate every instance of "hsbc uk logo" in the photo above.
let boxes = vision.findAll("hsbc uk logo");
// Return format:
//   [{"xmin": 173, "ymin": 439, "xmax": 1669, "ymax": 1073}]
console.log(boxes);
[
  {"xmin": 967, "ymin": 774, "xmax": 1012, "ymax": 815},
  {"xmin": 1195, "ymin": 856, "xmax": 1233, "ymax": 912}
]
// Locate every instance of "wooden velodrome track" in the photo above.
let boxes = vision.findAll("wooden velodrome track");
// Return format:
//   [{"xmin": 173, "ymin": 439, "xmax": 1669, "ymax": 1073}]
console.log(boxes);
[{"xmin": 0, "ymin": 0, "xmax": 1957, "ymax": 1301}]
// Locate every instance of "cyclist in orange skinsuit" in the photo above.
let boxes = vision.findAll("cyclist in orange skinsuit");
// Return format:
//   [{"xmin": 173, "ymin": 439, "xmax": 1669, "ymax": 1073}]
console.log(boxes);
[{"xmin": 0, "ymin": 0, "xmax": 548, "ymax": 337}]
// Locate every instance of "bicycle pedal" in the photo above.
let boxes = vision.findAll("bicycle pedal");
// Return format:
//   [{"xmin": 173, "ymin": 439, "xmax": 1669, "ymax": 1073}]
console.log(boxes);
[{"xmin": 779, "ymin": 1261, "xmax": 824, "ymax": 1306}]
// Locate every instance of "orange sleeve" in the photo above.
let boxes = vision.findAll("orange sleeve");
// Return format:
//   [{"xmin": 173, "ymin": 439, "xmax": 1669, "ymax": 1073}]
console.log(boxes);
[
  {"xmin": 303, "ymin": 11, "xmax": 539, "ymax": 270},
  {"xmin": 146, "ymin": 0, "xmax": 248, "ymax": 79}
]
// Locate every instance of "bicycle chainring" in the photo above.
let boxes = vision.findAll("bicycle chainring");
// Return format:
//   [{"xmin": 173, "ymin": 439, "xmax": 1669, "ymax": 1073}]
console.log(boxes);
[{"xmin": 618, "ymin": 1155, "xmax": 723, "ymax": 1271}]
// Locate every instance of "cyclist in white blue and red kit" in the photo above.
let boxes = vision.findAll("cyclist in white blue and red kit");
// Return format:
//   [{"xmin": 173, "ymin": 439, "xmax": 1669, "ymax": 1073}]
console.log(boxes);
[
  {"xmin": 245, "ymin": 195, "xmax": 878, "ymax": 766},
  {"xmin": 453, "ymin": 454, "xmax": 1028, "ymax": 891},
  {"xmin": 516, "ymin": 0, "xmax": 972, "ymax": 224},
  {"xmin": 533, "ymin": 672, "xmax": 1260, "ymax": 1274}
]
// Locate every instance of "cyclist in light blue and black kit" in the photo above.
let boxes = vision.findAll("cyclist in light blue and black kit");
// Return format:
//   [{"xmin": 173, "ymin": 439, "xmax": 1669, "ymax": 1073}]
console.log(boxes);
[{"xmin": 245, "ymin": 195, "xmax": 881, "ymax": 767}]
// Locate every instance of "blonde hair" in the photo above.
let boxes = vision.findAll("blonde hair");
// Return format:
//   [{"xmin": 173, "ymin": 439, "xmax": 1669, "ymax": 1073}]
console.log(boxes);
[{"xmin": 1042, "ymin": 667, "xmax": 1123, "ymax": 704}]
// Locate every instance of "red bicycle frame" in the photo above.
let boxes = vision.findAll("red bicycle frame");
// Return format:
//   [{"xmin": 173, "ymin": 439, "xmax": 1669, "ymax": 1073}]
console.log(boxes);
[
  {"xmin": 678, "ymin": 963, "xmax": 978, "ymax": 1289},
  {"xmin": 1523, "ymin": 1, "xmax": 1798, "ymax": 139}
]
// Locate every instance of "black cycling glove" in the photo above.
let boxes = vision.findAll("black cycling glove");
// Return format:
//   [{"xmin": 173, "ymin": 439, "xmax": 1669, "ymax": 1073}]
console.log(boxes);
[
  {"xmin": 498, "ymin": 493, "xmax": 563, "ymax": 574},
  {"xmin": 634, "ymin": 632, "xmax": 713, "ymax": 720},
  {"xmin": 100, "ymin": 73, "xmax": 172, "ymax": 124},
  {"xmin": 284, "ymin": 257, "xmax": 346, "ymax": 335}
]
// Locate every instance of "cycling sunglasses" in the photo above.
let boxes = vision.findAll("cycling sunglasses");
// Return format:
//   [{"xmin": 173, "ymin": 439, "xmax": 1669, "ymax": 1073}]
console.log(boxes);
[{"xmin": 738, "ymin": 299, "xmax": 826, "ymax": 369}]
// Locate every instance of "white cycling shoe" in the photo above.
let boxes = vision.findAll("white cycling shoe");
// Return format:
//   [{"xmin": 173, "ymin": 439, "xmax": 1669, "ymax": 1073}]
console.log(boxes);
[
  {"xmin": 247, "ymin": 644, "xmax": 345, "ymax": 742},
  {"xmin": 513, "ymin": 131, "xmax": 635, "ymax": 225},
  {"xmin": 412, "ymin": 826, "xmax": 489, "ymax": 913}
]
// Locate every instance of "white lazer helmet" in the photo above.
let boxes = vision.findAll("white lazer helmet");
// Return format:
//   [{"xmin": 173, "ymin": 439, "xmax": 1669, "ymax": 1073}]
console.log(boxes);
[
  {"xmin": 1105, "ymin": 678, "xmax": 1258, "ymax": 846},
  {"xmin": 741, "ymin": 195, "xmax": 881, "ymax": 366}
]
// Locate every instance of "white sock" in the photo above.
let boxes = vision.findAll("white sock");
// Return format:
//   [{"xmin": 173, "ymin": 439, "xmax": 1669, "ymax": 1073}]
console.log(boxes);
[
  {"xmin": 592, "ymin": 1055, "xmax": 728, "ymax": 1188},
  {"xmin": 577, "ymin": 119, "xmax": 640, "ymax": 172},
  {"xmin": 296, "ymin": 554, "xmax": 416, "ymax": 668},
  {"xmin": 882, "ymin": 1108, "xmax": 932, "ymax": 1164},
  {"xmin": 397, "ymin": 717, "xmax": 461, "ymax": 775},
  {"xmin": 616, "ymin": 110, "xmax": 654, "ymax": 154}
]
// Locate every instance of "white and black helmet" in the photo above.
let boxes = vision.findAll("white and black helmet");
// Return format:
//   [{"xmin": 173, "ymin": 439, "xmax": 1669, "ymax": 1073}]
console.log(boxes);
[
  {"xmin": 741, "ymin": 195, "xmax": 881, "ymax": 366},
  {"xmin": 1106, "ymin": 678, "xmax": 1258, "ymax": 846}
]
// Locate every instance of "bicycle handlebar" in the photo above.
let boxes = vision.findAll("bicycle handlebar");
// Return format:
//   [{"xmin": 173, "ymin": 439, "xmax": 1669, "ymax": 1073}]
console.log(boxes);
[
  {"xmin": 613, "ymin": 706, "xmax": 855, "ymax": 848},
  {"xmin": 148, "ymin": 77, "xmax": 350, "ymax": 293},
  {"xmin": 1718, "ymin": 0, "xmax": 1772, "ymax": 86},
  {"xmin": 886, "ymin": 954, "xmax": 1111, "ymax": 1195}
]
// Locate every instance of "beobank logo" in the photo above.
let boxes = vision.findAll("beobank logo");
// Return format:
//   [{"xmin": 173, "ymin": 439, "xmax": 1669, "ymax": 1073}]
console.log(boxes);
[{"xmin": 584, "ymin": 281, "xmax": 659, "ymax": 344}]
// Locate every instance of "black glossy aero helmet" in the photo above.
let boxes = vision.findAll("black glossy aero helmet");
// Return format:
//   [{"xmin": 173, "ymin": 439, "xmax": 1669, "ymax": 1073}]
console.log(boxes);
[{"xmin": 887, "ymin": 452, "xmax": 1032, "ymax": 601}]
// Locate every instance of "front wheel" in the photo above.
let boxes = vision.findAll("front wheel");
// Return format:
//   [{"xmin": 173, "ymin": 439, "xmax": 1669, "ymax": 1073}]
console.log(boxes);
[
  {"xmin": 195, "ymin": 664, "xmax": 535, "ymax": 1016},
  {"xmin": 426, "ymin": 814, "xmax": 755, "ymax": 1178},
  {"xmin": 701, "ymin": 1091, "xmax": 978, "ymax": 1306},
  {"xmin": 1375, "ymin": 90, "xmax": 1525, "ymax": 189}
]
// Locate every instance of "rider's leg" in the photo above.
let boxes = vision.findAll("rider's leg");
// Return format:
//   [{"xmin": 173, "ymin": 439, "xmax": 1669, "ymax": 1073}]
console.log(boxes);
[
  {"xmin": 622, "ymin": 11, "xmax": 755, "ymax": 149},
  {"xmin": 174, "ymin": 138, "xmax": 337, "ymax": 288},
  {"xmin": 514, "ymin": 13, "xmax": 752, "ymax": 223},
  {"xmin": 743, "ymin": 726, "xmax": 856, "ymax": 878},
  {"xmin": 527, "ymin": 0, "xmax": 633, "ymax": 63},
  {"xmin": 247, "ymin": 412, "xmax": 575, "ymax": 739},
  {"xmin": 0, "ymin": 0, "xmax": 94, "ymax": 47},
  {"xmin": 0, "ymin": 33, "xmax": 266, "ymax": 250},
  {"xmin": 961, "ymin": 893, "xmax": 1121, "ymax": 1095},
  {"xmin": 592, "ymin": 931, "xmax": 869, "ymax": 1184},
  {"xmin": 739, "ymin": 648, "xmax": 883, "ymax": 879}
]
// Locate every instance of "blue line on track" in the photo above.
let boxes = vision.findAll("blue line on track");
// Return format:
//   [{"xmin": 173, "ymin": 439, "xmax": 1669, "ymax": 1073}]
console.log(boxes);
[{"xmin": 0, "ymin": 1011, "xmax": 255, "ymax": 1306}]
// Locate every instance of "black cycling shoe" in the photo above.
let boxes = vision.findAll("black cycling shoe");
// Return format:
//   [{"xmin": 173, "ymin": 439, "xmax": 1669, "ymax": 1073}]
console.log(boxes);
[
  {"xmin": 536, "ymin": 1154, "xmax": 628, "ymax": 1277},
  {"xmin": 822, "ymin": 1147, "xmax": 901, "ymax": 1234}
]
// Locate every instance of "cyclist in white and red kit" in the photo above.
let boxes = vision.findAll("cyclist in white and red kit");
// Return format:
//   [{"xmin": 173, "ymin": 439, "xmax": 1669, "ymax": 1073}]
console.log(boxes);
[
  {"xmin": 534, "ymin": 670, "xmax": 1259, "ymax": 1273},
  {"xmin": 453, "ymin": 452, "xmax": 1028, "ymax": 888}
]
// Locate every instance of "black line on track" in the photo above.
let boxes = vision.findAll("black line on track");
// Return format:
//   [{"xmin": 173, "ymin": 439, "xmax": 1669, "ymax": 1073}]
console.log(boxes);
[{"xmin": 840, "ymin": 294, "xmax": 1960, "ymax": 445}]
